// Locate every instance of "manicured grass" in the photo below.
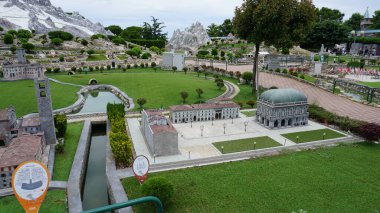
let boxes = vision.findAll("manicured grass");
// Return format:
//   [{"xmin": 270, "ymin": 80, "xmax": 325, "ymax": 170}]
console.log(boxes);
[
  {"xmin": 303, "ymin": 74, "xmax": 316, "ymax": 84},
  {"xmin": 241, "ymin": 110, "xmax": 256, "ymax": 117},
  {"xmin": 53, "ymin": 122, "xmax": 84, "ymax": 181},
  {"xmin": 359, "ymin": 81, "xmax": 380, "ymax": 88},
  {"xmin": 213, "ymin": 136, "xmax": 281, "ymax": 153},
  {"xmin": 86, "ymin": 54, "xmax": 108, "ymax": 61},
  {"xmin": 49, "ymin": 69, "xmax": 225, "ymax": 110},
  {"xmin": 0, "ymin": 80, "xmax": 79, "ymax": 117},
  {"xmin": 282, "ymin": 128, "xmax": 346, "ymax": 143},
  {"xmin": 122, "ymin": 142, "xmax": 380, "ymax": 213},
  {"xmin": 0, "ymin": 190, "xmax": 67, "ymax": 213}
]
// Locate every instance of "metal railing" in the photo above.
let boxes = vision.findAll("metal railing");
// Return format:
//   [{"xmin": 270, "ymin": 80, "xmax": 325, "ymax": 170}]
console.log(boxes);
[{"xmin": 81, "ymin": 196, "xmax": 163, "ymax": 213}]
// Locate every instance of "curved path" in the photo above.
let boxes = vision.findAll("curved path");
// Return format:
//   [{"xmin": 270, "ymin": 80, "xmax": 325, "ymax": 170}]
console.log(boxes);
[{"xmin": 259, "ymin": 72, "xmax": 380, "ymax": 124}]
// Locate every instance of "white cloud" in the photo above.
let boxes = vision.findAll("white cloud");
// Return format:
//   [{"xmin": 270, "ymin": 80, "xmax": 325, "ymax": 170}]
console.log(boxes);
[{"xmin": 50, "ymin": 0, "xmax": 379, "ymax": 36}]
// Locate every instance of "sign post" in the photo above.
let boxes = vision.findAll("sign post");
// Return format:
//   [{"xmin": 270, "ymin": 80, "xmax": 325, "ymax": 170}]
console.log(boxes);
[
  {"xmin": 11, "ymin": 161, "xmax": 50, "ymax": 213},
  {"xmin": 132, "ymin": 156, "xmax": 150, "ymax": 184}
]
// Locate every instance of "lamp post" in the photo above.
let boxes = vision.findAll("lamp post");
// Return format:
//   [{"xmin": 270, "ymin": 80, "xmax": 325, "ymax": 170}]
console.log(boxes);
[
  {"xmin": 231, "ymin": 116, "xmax": 234, "ymax": 124},
  {"xmin": 221, "ymin": 146, "xmax": 224, "ymax": 154},
  {"xmin": 323, "ymin": 132, "xmax": 326, "ymax": 140},
  {"xmin": 200, "ymin": 125, "xmax": 204, "ymax": 137},
  {"xmin": 223, "ymin": 123, "xmax": 227, "ymax": 134},
  {"xmin": 153, "ymin": 154, "xmax": 156, "ymax": 163},
  {"xmin": 212, "ymin": 117, "xmax": 214, "ymax": 126},
  {"xmin": 296, "ymin": 136, "xmax": 299, "ymax": 143},
  {"xmin": 191, "ymin": 119, "xmax": 193, "ymax": 128},
  {"xmin": 253, "ymin": 141, "xmax": 257, "ymax": 150},
  {"xmin": 244, "ymin": 121, "xmax": 248, "ymax": 132}
]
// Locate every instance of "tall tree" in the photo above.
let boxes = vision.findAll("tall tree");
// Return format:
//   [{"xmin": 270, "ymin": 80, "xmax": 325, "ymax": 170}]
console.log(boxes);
[
  {"xmin": 142, "ymin": 16, "xmax": 167, "ymax": 40},
  {"xmin": 220, "ymin": 19, "xmax": 233, "ymax": 36},
  {"xmin": 207, "ymin": 23, "xmax": 221, "ymax": 37},
  {"xmin": 344, "ymin": 13, "xmax": 364, "ymax": 31},
  {"xmin": 370, "ymin": 10, "xmax": 380, "ymax": 29},
  {"xmin": 233, "ymin": 0, "xmax": 316, "ymax": 95},
  {"xmin": 317, "ymin": 7, "xmax": 345, "ymax": 22},
  {"xmin": 106, "ymin": 25, "xmax": 123, "ymax": 36}
]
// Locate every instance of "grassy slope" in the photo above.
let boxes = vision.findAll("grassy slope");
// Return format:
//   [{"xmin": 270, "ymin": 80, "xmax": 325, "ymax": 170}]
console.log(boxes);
[
  {"xmin": 213, "ymin": 136, "xmax": 281, "ymax": 153},
  {"xmin": 282, "ymin": 128, "xmax": 345, "ymax": 143},
  {"xmin": 53, "ymin": 122, "xmax": 84, "ymax": 181},
  {"xmin": 0, "ymin": 80, "xmax": 79, "ymax": 117},
  {"xmin": 123, "ymin": 142, "xmax": 380, "ymax": 213},
  {"xmin": 359, "ymin": 81, "xmax": 380, "ymax": 88},
  {"xmin": 49, "ymin": 69, "xmax": 225, "ymax": 110},
  {"xmin": 0, "ymin": 190, "xmax": 67, "ymax": 213},
  {"xmin": 86, "ymin": 54, "xmax": 108, "ymax": 61}
]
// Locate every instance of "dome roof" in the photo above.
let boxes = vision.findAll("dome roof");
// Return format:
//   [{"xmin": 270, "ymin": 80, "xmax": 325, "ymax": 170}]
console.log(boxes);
[{"xmin": 259, "ymin": 89, "xmax": 307, "ymax": 104}]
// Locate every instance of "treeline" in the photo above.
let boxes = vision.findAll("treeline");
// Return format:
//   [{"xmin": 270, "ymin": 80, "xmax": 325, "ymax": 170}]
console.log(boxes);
[{"xmin": 107, "ymin": 103, "xmax": 133, "ymax": 167}]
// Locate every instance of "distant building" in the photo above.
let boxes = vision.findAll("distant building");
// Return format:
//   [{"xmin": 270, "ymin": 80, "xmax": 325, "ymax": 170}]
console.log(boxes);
[
  {"xmin": 361, "ymin": 7, "xmax": 373, "ymax": 31},
  {"xmin": 256, "ymin": 89, "xmax": 309, "ymax": 129},
  {"xmin": 141, "ymin": 110, "xmax": 179, "ymax": 156},
  {"xmin": 169, "ymin": 101, "xmax": 240, "ymax": 124},
  {"xmin": 162, "ymin": 51, "xmax": 185, "ymax": 71},
  {"xmin": 2, "ymin": 48, "xmax": 44, "ymax": 81},
  {"xmin": 0, "ymin": 107, "xmax": 17, "ymax": 147}
]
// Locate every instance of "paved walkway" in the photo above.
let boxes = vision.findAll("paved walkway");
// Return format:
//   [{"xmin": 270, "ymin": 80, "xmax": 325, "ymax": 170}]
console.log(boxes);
[{"xmin": 259, "ymin": 72, "xmax": 380, "ymax": 124}]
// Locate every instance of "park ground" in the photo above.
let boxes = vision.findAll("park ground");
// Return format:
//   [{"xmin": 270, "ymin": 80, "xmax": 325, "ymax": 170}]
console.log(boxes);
[{"xmin": 123, "ymin": 142, "xmax": 380, "ymax": 213}]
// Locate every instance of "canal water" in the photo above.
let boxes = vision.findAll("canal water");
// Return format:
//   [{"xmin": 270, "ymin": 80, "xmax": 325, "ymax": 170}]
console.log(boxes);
[
  {"xmin": 77, "ymin": 91, "xmax": 123, "ymax": 114},
  {"xmin": 82, "ymin": 124, "xmax": 109, "ymax": 210}
]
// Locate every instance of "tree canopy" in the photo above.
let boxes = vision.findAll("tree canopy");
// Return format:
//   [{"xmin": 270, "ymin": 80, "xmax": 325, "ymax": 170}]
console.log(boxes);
[
  {"xmin": 233, "ymin": 0, "xmax": 316, "ymax": 94},
  {"xmin": 142, "ymin": 16, "xmax": 167, "ymax": 40},
  {"xmin": 370, "ymin": 10, "xmax": 380, "ymax": 29},
  {"xmin": 120, "ymin": 26, "xmax": 142, "ymax": 40},
  {"xmin": 344, "ymin": 13, "xmax": 364, "ymax": 31},
  {"xmin": 106, "ymin": 25, "xmax": 123, "ymax": 35},
  {"xmin": 207, "ymin": 19, "xmax": 233, "ymax": 37},
  {"xmin": 317, "ymin": 7, "xmax": 345, "ymax": 22}
]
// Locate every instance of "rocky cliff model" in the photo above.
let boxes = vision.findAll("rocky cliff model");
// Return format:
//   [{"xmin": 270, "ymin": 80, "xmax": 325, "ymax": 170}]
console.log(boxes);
[
  {"xmin": 0, "ymin": 0, "xmax": 111, "ymax": 37},
  {"xmin": 168, "ymin": 22, "xmax": 211, "ymax": 52}
]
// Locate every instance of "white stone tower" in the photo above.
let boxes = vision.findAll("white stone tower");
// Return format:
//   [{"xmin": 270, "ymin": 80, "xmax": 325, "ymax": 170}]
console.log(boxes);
[{"xmin": 34, "ymin": 78, "xmax": 56, "ymax": 145}]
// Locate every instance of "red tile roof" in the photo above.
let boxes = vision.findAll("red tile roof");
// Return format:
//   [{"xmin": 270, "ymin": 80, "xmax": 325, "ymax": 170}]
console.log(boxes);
[
  {"xmin": 0, "ymin": 135, "xmax": 43, "ymax": 168},
  {"xmin": 22, "ymin": 117, "xmax": 40, "ymax": 127},
  {"xmin": 150, "ymin": 124, "xmax": 177, "ymax": 134}
]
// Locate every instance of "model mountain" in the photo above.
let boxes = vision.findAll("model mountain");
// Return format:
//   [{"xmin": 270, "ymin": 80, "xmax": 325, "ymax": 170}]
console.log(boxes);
[
  {"xmin": 167, "ymin": 22, "xmax": 211, "ymax": 52},
  {"xmin": 0, "ymin": 0, "xmax": 111, "ymax": 37}
]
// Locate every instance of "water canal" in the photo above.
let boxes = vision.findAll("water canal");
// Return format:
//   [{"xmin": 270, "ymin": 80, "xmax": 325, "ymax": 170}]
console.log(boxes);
[
  {"xmin": 77, "ymin": 90, "xmax": 123, "ymax": 114},
  {"xmin": 82, "ymin": 123, "xmax": 109, "ymax": 210}
]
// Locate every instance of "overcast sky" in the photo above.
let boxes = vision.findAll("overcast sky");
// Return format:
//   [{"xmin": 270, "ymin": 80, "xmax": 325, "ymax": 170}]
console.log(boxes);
[{"xmin": 50, "ymin": 0, "xmax": 379, "ymax": 36}]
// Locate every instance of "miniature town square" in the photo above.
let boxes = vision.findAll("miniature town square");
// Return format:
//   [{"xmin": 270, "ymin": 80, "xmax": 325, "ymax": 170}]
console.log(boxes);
[{"xmin": 0, "ymin": 0, "xmax": 380, "ymax": 212}]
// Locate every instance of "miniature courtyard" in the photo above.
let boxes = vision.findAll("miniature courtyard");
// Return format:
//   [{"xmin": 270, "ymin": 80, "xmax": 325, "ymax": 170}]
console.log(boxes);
[{"xmin": 129, "ymin": 112, "xmax": 350, "ymax": 164}]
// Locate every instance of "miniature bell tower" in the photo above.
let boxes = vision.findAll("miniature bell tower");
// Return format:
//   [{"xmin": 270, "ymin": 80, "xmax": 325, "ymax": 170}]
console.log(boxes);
[{"xmin": 34, "ymin": 78, "xmax": 56, "ymax": 145}]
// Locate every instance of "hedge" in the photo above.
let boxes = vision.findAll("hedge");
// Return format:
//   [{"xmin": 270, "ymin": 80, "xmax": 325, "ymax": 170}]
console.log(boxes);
[
  {"xmin": 350, "ymin": 37, "xmax": 380, "ymax": 45},
  {"xmin": 54, "ymin": 114, "xmax": 67, "ymax": 138}
]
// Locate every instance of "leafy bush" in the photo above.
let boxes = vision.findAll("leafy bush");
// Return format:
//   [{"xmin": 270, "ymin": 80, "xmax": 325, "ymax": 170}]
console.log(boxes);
[
  {"xmin": 134, "ymin": 64, "xmax": 138, "ymax": 68},
  {"xmin": 81, "ymin": 39, "xmax": 88, "ymax": 46},
  {"xmin": 141, "ymin": 52, "xmax": 151, "ymax": 59},
  {"xmin": 141, "ymin": 177, "xmax": 174, "ymax": 206},
  {"xmin": 358, "ymin": 123, "xmax": 380, "ymax": 142},
  {"xmin": 53, "ymin": 67, "xmax": 60, "ymax": 73},
  {"xmin": 3, "ymin": 33, "xmax": 14, "ymax": 44},
  {"xmin": 151, "ymin": 62, "xmax": 157, "ymax": 68},
  {"xmin": 54, "ymin": 114, "xmax": 67, "ymax": 138},
  {"xmin": 137, "ymin": 98, "xmax": 147, "ymax": 109},
  {"xmin": 107, "ymin": 65, "xmax": 111, "ymax": 70},
  {"xmin": 275, "ymin": 68, "xmax": 281, "ymax": 73},
  {"xmin": 48, "ymin": 31, "xmax": 73, "ymax": 41},
  {"xmin": 242, "ymin": 72, "xmax": 253, "ymax": 84},
  {"xmin": 128, "ymin": 39, "xmax": 165, "ymax": 48},
  {"xmin": 282, "ymin": 69, "xmax": 288, "ymax": 74},
  {"xmin": 71, "ymin": 67, "xmax": 77, "ymax": 72},
  {"xmin": 46, "ymin": 67, "xmax": 52, "ymax": 73},
  {"xmin": 127, "ymin": 64, "xmax": 131, "ymax": 69},
  {"xmin": 246, "ymin": 100, "xmax": 255, "ymax": 108},
  {"xmin": 140, "ymin": 63, "xmax": 145, "ymax": 68},
  {"xmin": 51, "ymin": 38, "xmax": 64, "ymax": 46}
]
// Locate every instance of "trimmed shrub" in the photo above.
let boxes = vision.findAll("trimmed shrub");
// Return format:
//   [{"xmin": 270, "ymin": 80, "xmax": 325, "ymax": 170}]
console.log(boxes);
[
  {"xmin": 140, "ymin": 63, "xmax": 145, "ymax": 68},
  {"xmin": 151, "ymin": 62, "xmax": 157, "ymax": 68},
  {"xmin": 53, "ymin": 67, "xmax": 60, "ymax": 73},
  {"xmin": 141, "ymin": 177, "xmax": 174, "ymax": 206},
  {"xmin": 46, "ymin": 67, "xmax": 52, "ymax": 73},
  {"xmin": 282, "ymin": 69, "xmax": 288, "ymax": 74},
  {"xmin": 107, "ymin": 65, "xmax": 111, "ymax": 70},
  {"xmin": 275, "ymin": 68, "xmax": 281, "ymax": 73},
  {"xmin": 127, "ymin": 64, "xmax": 131, "ymax": 69},
  {"xmin": 134, "ymin": 64, "xmax": 138, "ymax": 68},
  {"xmin": 358, "ymin": 123, "xmax": 380, "ymax": 142},
  {"xmin": 246, "ymin": 100, "xmax": 255, "ymax": 108},
  {"xmin": 54, "ymin": 114, "xmax": 67, "ymax": 138}
]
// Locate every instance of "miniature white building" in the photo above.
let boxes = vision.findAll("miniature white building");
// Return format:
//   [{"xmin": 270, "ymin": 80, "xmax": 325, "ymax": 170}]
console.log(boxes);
[
  {"xmin": 2, "ymin": 49, "xmax": 44, "ymax": 81},
  {"xmin": 169, "ymin": 102, "xmax": 240, "ymax": 124},
  {"xmin": 141, "ymin": 110, "xmax": 179, "ymax": 156},
  {"xmin": 162, "ymin": 51, "xmax": 185, "ymax": 71}
]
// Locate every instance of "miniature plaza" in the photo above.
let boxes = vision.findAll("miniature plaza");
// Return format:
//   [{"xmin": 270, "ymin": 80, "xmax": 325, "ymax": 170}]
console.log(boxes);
[{"xmin": 129, "ymin": 111, "xmax": 351, "ymax": 164}]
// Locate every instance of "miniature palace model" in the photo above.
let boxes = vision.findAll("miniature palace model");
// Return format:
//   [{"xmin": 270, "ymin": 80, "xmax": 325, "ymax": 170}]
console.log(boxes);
[
  {"xmin": 256, "ymin": 88, "xmax": 309, "ymax": 129},
  {"xmin": 169, "ymin": 101, "xmax": 240, "ymax": 124},
  {"xmin": 2, "ymin": 49, "xmax": 44, "ymax": 81}
]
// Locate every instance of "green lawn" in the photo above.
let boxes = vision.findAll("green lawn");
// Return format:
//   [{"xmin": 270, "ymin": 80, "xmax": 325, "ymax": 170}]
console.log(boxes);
[
  {"xmin": 0, "ymin": 80, "xmax": 79, "ymax": 117},
  {"xmin": 53, "ymin": 122, "xmax": 84, "ymax": 181},
  {"xmin": 122, "ymin": 142, "xmax": 380, "ymax": 213},
  {"xmin": 0, "ymin": 190, "xmax": 67, "ymax": 213},
  {"xmin": 213, "ymin": 136, "xmax": 281, "ymax": 154},
  {"xmin": 359, "ymin": 81, "xmax": 380, "ymax": 88},
  {"xmin": 282, "ymin": 128, "xmax": 346, "ymax": 143},
  {"xmin": 303, "ymin": 74, "xmax": 316, "ymax": 84},
  {"xmin": 49, "ymin": 69, "xmax": 225, "ymax": 110},
  {"xmin": 240, "ymin": 110, "xmax": 256, "ymax": 117},
  {"xmin": 86, "ymin": 54, "xmax": 108, "ymax": 61}
]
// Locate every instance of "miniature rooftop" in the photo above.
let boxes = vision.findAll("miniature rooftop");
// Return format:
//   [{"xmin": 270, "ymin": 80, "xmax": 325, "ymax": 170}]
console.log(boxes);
[
  {"xmin": 259, "ymin": 88, "xmax": 307, "ymax": 104},
  {"xmin": 170, "ymin": 102, "xmax": 240, "ymax": 111},
  {"xmin": 0, "ymin": 135, "xmax": 43, "ymax": 168}
]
